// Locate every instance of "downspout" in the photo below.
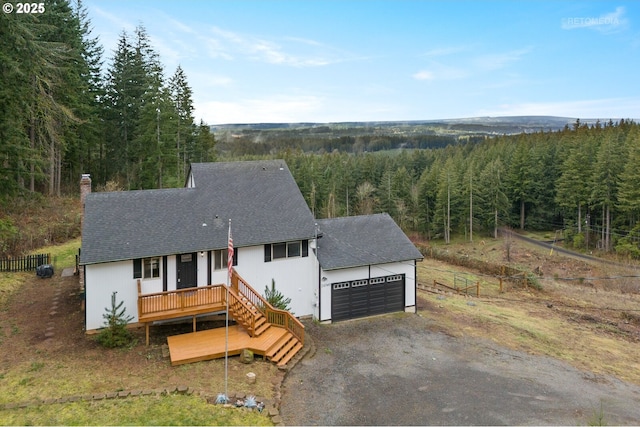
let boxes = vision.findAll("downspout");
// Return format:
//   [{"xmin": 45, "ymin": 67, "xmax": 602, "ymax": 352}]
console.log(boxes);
[
  {"xmin": 315, "ymin": 223, "xmax": 321, "ymax": 321},
  {"xmin": 414, "ymin": 260, "xmax": 418, "ymax": 314},
  {"xmin": 83, "ymin": 265, "xmax": 87, "ymax": 330}
]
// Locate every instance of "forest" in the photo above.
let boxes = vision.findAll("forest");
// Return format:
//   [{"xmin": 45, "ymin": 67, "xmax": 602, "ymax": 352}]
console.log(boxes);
[
  {"xmin": 0, "ymin": 0, "xmax": 216, "ymax": 197},
  {"xmin": 1, "ymin": 1, "xmax": 640, "ymax": 259}
]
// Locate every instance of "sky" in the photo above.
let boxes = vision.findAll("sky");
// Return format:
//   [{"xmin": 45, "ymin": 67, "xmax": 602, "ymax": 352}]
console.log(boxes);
[{"xmin": 84, "ymin": 1, "xmax": 640, "ymax": 125}]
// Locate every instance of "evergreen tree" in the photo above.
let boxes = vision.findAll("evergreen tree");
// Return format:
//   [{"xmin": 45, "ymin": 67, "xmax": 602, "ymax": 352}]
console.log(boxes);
[
  {"xmin": 169, "ymin": 66, "xmax": 196, "ymax": 182},
  {"xmin": 103, "ymin": 31, "xmax": 138, "ymax": 187},
  {"xmin": 477, "ymin": 158, "xmax": 508, "ymax": 238},
  {"xmin": 505, "ymin": 138, "xmax": 535, "ymax": 229},
  {"xmin": 616, "ymin": 126, "xmax": 640, "ymax": 221},
  {"xmin": 96, "ymin": 291, "xmax": 134, "ymax": 348},
  {"xmin": 0, "ymin": 12, "xmax": 35, "ymax": 195},
  {"xmin": 192, "ymin": 120, "xmax": 217, "ymax": 163},
  {"xmin": 591, "ymin": 126, "xmax": 625, "ymax": 251},
  {"xmin": 264, "ymin": 279, "xmax": 292, "ymax": 312},
  {"xmin": 71, "ymin": 0, "xmax": 106, "ymax": 184}
]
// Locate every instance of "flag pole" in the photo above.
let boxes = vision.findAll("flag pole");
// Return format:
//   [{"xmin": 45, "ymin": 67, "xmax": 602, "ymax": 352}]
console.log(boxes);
[{"xmin": 225, "ymin": 218, "xmax": 232, "ymax": 402}]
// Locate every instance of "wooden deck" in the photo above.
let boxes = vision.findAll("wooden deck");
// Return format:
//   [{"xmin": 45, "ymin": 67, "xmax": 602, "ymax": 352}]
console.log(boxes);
[
  {"xmin": 138, "ymin": 270, "xmax": 305, "ymax": 367},
  {"xmin": 167, "ymin": 324, "xmax": 303, "ymax": 367}
]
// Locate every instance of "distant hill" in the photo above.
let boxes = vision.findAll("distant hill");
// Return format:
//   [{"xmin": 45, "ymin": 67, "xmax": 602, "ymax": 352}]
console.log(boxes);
[
  {"xmin": 211, "ymin": 116, "xmax": 633, "ymax": 156},
  {"xmin": 211, "ymin": 116, "xmax": 607, "ymax": 136}
]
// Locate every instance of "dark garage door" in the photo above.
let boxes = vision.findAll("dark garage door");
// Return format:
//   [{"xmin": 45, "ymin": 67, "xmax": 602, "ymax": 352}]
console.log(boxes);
[{"xmin": 331, "ymin": 274, "xmax": 405, "ymax": 321}]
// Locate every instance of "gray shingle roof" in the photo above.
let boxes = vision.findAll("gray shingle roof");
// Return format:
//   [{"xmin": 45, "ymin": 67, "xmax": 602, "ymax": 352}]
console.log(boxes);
[
  {"xmin": 316, "ymin": 213, "xmax": 423, "ymax": 270},
  {"xmin": 80, "ymin": 160, "xmax": 316, "ymax": 265}
]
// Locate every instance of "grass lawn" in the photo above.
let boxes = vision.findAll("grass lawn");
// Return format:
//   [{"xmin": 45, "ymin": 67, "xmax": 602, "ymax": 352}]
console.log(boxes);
[{"xmin": 0, "ymin": 237, "xmax": 277, "ymax": 426}]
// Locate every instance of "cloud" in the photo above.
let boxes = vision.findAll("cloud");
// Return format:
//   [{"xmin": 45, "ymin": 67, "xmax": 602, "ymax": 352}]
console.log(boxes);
[
  {"xmin": 201, "ymin": 26, "xmax": 343, "ymax": 67},
  {"xmin": 421, "ymin": 46, "xmax": 469, "ymax": 57},
  {"xmin": 414, "ymin": 47, "xmax": 530, "ymax": 82},
  {"xmin": 194, "ymin": 94, "xmax": 325, "ymax": 124},
  {"xmin": 91, "ymin": 6, "xmax": 135, "ymax": 33},
  {"xmin": 476, "ymin": 97, "xmax": 640, "ymax": 119},
  {"xmin": 412, "ymin": 61, "xmax": 469, "ymax": 81},
  {"xmin": 561, "ymin": 6, "xmax": 628, "ymax": 33},
  {"xmin": 472, "ymin": 48, "xmax": 532, "ymax": 71},
  {"xmin": 412, "ymin": 70, "xmax": 435, "ymax": 81}
]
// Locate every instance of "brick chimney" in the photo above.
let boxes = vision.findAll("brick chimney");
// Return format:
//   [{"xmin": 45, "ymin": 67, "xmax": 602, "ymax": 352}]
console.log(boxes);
[
  {"xmin": 80, "ymin": 174, "xmax": 92, "ymax": 221},
  {"xmin": 79, "ymin": 174, "xmax": 91, "ymax": 294}
]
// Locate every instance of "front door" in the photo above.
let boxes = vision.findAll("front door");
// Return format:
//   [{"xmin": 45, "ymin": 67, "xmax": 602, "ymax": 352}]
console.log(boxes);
[{"xmin": 177, "ymin": 252, "xmax": 197, "ymax": 289}]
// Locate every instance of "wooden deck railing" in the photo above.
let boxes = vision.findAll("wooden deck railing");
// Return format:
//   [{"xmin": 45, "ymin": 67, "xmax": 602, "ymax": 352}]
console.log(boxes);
[
  {"xmin": 231, "ymin": 270, "xmax": 305, "ymax": 345},
  {"xmin": 136, "ymin": 270, "xmax": 304, "ymax": 346},
  {"xmin": 137, "ymin": 281, "xmax": 227, "ymax": 320}
]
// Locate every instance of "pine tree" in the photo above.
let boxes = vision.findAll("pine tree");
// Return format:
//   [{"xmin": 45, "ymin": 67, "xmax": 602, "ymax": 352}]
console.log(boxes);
[
  {"xmin": 264, "ymin": 279, "xmax": 292, "ymax": 312},
  {"xmin": 192, "ymin": 120, "xmax": 217, "ymax": 163},
  {"xmin": 71, "ymin": 0, "xmax": 106, "ymax": 184},
  {"xmin": 505, "ymin": 138, "xmax": 534, "ymax": 230},
  {"xmin": 477, "ymin": 158, "xmax": 508, "ymax": 238},
  {"xmin": 169, "ymin": 66, "xmax": 196, "ymax": 182},
  {"xmin": 616, "ymin": 126, "xmax": 640, "ymax": 220},
  {"xmin": 590, "ymin": 126, "xmax": 625, "ymax": 251},
  {"xmin": 0, "ymin": 12, "xmax": 35, "ymax": 196},
  {"xmin": 103, "ymin": 31, "xmax": 138, "ymax": 187},
  {"xmin": 96, "ymin": 291, "xmax": 134, "ymax": 348}
]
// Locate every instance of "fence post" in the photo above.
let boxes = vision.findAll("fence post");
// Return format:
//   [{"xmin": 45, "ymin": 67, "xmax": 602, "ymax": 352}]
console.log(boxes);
[{"xmin": 476, "ymin": 281, "xmax": 480, "ymax": 297}]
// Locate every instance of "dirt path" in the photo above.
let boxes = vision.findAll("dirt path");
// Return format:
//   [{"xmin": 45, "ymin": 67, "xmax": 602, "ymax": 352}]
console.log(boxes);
[{"xmin": 280, "ymin": 315, "xmax": 640, "ymax": 425}]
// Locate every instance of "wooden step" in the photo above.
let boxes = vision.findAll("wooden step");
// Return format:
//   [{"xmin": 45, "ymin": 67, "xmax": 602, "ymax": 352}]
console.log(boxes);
[
  {"xmin": 265, "ymin": 333, "xmax": 293, "ymax": 359},
  {"xmin": 253, "ymin": 321, "xmax": 270, "ymax": 336},
  {"xmin": 276, "ymin": 342, "xmax": 303, "ymax": 367},
  {"xmin": 271, "ymin": 336, "xmax": 299, "ymax": 362}
]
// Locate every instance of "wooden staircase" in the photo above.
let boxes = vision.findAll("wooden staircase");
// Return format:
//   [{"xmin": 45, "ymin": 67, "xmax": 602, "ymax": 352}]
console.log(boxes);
[
  {"xmin": 227, "ymin": 271, "xmax": 304, "ymax": 367},
  {"xmin": 265, "ymin": 331, "xmax": 304, "ymax": 367}
]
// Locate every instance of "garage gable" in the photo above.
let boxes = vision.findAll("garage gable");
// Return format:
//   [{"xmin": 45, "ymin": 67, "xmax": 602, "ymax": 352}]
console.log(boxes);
[
  {"xmin": 316, "ymin": 213, "xmax": 423, "ymax": 270},
  {"xmin": 316, "ymin": 214, "xmax": 422, "ymax": 322}
]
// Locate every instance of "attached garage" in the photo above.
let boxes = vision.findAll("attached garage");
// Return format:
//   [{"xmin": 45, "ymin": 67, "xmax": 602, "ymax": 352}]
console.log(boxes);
[
  {"xmin": 331, "ymin": 274, "xmax": 405, "ymax": 321},
  {"xmin": 316, "ymin": 213, "xmax": 423, "ymax": 322}
]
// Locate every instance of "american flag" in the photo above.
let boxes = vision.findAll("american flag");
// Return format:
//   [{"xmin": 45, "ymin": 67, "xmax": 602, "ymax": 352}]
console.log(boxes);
[{"xmin": 227, "ymin": 220, "xmax": 233, "ymax": 283}]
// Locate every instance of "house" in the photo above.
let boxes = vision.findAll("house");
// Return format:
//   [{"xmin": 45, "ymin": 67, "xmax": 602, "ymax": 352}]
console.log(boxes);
[{"xmin": 79, "ymin": 160, "xmax": 423, "ymax": 339}]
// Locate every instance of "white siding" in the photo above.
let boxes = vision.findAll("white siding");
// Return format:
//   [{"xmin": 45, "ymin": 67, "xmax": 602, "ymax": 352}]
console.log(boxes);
[
  {"xmin": 85, "ymin": 260, "xmax": 142, "ymax": 331},
  {"xmin": 319, "ymin": 261, "xmax": 417, "ymax": 322},
  {"xmin": 234, "ymin": 245, "xmax": 317, "ymax": 318},
  {"xmin": 85, "ymin": 243, "xmax": 318, "ymax": 331}
]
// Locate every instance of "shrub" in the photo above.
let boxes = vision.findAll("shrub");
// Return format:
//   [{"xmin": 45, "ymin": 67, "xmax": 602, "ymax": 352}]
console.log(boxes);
[
  {"xmin": 96, "ymin": 292, "xmax": 134, "ymax": 348},
  {"xmin": 264, "ymin": 279, "xmax": 292, "ymax": 312},
  {"xmin": 572, "ymin": 232, "xmax": 585, "ymax": 250}
]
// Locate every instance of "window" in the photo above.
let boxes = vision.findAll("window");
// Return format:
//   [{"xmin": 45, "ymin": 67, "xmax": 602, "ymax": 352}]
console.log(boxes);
[
  {"xmin": 264, "ymin": 240, "xmax": 309, "ymax": 262},
  {"xmin": 144, "ymin": 257, "xmax": 160, "ymax": 279},
  {"xmin": 133, "ymin": 257, "xmax": 160, "ymax": 279},
  {"xmin": 273, "ymin": 243, "xmax": 287, "ymax": 259},
  {"xmin": 214, "ymin": 249, "xmax": 238, "ymax": 270},
  {"xmin": 287, "ymin": 241, "xmax": 301, "ymax": 257}
]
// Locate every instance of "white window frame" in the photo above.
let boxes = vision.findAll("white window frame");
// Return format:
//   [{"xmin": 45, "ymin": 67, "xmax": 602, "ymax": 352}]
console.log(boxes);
[
  {"xmin": 143, "ymin": 257, "xmax": 160, "ymax": 279},
  {"xmin": 213, "ymin": 249, "xmax": 228, "ymax": 271},
  {"xmin": 268, "ymin": 240, "xmax": 303, "ymax": 261}
]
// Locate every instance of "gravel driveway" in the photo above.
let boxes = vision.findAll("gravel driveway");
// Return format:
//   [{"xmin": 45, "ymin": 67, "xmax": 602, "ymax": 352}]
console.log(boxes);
[{"xmin": 280, "ymin": 313, "xmax": 640, "ymax": 425}]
